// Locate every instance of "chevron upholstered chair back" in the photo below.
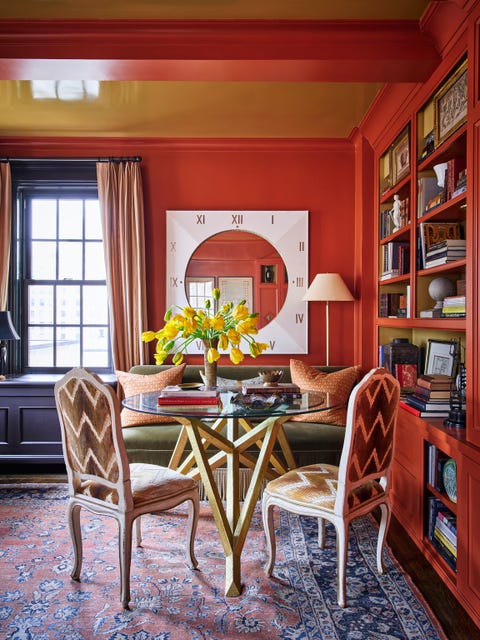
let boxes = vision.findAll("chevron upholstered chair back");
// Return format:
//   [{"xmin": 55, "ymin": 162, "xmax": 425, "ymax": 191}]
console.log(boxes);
[
  {"xmin": 335, "ymin": 366, "xmax": 400, "ymax": 516},
  {"xmin": 54, "ymin": 367, "xmax": 200, "ymax": 609},
  {"xmin": 262, "ymin": 367, "xmax": 400, "ymax": 607},
  {"xmin": 56, "ymin": 368, "xmax": 130, "ymax": 509}
]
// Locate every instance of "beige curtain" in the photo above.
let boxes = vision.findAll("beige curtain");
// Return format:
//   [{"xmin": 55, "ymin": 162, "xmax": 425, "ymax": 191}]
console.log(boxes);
[
  {"xmin": 0, "ymin": 162, "xmax": 12, "ymax": 311},
  {"xmin": 96, "ymin": 161, "xmax": 148, "ymax": 371}
]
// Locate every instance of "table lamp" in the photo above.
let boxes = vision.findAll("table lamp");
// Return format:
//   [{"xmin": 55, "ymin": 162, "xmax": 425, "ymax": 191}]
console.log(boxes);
[
  {"xmin": 303, "ymin": 273, "xmax": 354, "ymax": 366},
  {"xmin": 0, "ymin": 310, "xmax": 20, "ymax": 380}
]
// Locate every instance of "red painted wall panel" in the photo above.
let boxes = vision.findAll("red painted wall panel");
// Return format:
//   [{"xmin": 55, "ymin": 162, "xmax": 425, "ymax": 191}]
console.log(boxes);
[{"xmin": 1, "ymin": 137, "xmax": 358, "ymax": 367}]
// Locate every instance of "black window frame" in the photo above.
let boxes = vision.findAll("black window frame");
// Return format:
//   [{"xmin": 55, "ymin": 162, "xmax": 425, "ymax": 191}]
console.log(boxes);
[{"xmin": 9, "ymin": 161, "xmax": 113, "ymax": 375}]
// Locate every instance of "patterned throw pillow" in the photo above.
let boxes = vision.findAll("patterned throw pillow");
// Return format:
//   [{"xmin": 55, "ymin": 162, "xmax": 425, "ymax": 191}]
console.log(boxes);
[
  {"xmin": 116, "ymin": 365, "xmax": 186, "ymax": 427},
  {"xmin": 199, "ymin": 371, "xmax": 264, "ymax": 390},
  {"xmin": 289, "ymin": 359, "xmax": 360, "ymax": 426}
]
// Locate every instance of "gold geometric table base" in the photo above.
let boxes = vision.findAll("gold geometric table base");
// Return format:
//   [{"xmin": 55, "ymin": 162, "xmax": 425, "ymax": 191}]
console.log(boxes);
[{"xmin": 169, "ymin": 414, "xmax": 294, "ymax": 596}]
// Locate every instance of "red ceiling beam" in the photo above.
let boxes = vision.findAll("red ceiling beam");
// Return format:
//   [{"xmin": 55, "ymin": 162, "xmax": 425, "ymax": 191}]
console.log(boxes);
[{"xmin": 0, "ymin": 19, "xmax": 439, "ymax": 81}]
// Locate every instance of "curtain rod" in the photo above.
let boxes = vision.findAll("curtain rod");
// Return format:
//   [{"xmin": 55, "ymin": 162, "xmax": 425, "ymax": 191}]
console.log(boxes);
[{"xmin": 0, "ymin": 156, "xmax": 142, "ymax": 163}]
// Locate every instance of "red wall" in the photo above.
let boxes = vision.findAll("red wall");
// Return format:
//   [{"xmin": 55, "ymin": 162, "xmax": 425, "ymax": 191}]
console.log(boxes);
[{"xmin": 1, "ymin": 136, "xmax": 359, "ymax": 367}]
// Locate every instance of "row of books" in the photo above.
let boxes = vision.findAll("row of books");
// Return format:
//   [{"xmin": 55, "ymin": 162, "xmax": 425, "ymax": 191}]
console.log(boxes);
[
  {"xmin": 379, "ymin": 196, "xmax": 410, "ymax": 239},
  {"xmin": 379, "ymin": 241, "xmax": 410, "ymax": 280},
  {"xmin": 426, "ymin": 443, "xmax": 451, "ymax": 492},
  {"xmin": 427, "ymin": 496, "xmax": 457, "ymax": 571}
]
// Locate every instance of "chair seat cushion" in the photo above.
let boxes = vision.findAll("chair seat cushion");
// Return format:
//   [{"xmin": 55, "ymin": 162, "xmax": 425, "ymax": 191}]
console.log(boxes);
[
  {"xmin": 266, "ymin": 463, "xmax": 385, "ymax": 512},
  {"xmin": 130, "ymin": 462, "xmax": 197, "ymax": 505},
  {"xmin": 266, "ymin": 463, "xmax": 339, "ymax": 511}
]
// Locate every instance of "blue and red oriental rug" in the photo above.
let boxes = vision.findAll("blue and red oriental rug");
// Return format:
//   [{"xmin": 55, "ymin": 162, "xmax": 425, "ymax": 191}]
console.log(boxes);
[{"xmin": 0, "ymin": 484, "xmax": 447, "ymax": 639}]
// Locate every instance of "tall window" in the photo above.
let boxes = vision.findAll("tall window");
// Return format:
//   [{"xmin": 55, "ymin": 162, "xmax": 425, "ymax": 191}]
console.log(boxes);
[{"xmin": 11, "ymin": 162, "xmax": 112, "ymax": 373}]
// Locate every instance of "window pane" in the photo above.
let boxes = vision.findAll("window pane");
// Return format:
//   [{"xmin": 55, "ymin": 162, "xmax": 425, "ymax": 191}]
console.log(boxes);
[
  {"xmin": 28, "ymin": 326, "xmax": 54, "ymax": 366},
  {"xmin": 28, "ymin": 285, "xmax": 54, "ymax": 324},
  {"xmin": 31, "ymin": 200, "xmax": 56, "ymax": 239},
  {"xmin": 22, "ymin": 186, "xmax": 110, "ymax": 372},
  {"xmin": 59, "ymin": 200, "xmax": 83, "ymax": 239},
  {"xmin": 83, "ymin": 286, "xmax": 108, "ymax": 324},
  {"xmin": 83, "ymin": 327, "xmax": 109, "ymax": 367},
  {"xmin": 56, "ymin": 327, "xmax": 80, "ymax": 366},
  {"xmin": 85, "ymin": 200, "xmax": 102, "ymax": 239},
  {"xmin": 58, "ymin": 241, "xmax": 83, "ymax": 279},
  {"xmin": 85, "ymin": 243, "xmax": 106, "ymax": 280},
  {"xmin": 31, "ymin": 241, "xmax": 56, "ymax": 279},
  {"xmin": 56, "ymin": 285, "xmax": 80, "ymax": 325}
]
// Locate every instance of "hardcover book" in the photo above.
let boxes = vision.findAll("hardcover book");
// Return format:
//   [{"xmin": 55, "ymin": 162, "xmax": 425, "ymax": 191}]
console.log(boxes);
[
  {"xmin": 157, "ymin": 395, "xmax": 220, "ymax": 406},
  {"xmin": 394, "ymin": 363, "xmax": 417, "ymax": 391},
  {"xmin": 242, "ymin": 382, "xmax": 301, "ymax": 395}
]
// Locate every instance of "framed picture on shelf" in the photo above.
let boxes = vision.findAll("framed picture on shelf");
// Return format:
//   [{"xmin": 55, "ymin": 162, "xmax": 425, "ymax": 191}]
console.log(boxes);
[
  {"xmin": 380, "ymin": 149, "xmax": 392, "ymax": 194},
  {"xmin": 434, "ymin": 59, "xmax": 467, "ymax": 147},
  {"xmin": 392, "ymin": 131, "xmax": 410, "ymax": 184},
  {"xmin": 425, "ymin": 339, "xmax": 457, "ymax": 377}
]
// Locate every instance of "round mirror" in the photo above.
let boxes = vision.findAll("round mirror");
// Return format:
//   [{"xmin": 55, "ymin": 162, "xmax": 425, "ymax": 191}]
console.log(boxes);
[{"xmin": 185, "ymin": 230, "xmax": 287, "ymax": 329}]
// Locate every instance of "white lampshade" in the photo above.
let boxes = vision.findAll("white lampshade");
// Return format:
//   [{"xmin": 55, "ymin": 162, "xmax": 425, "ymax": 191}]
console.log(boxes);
[
  {"xmin": 303, "ymin": 273, "xmax": 353, "ymax": 366},
  {"xmin": 303, "ymin": 273, "xmax": 354, "ymax": 302}
]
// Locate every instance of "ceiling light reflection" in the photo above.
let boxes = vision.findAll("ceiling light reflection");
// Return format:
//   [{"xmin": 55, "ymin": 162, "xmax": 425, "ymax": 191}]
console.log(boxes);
[{"xmin": 31, "ymin": 80, "xmax": 100, "ymax": 101}]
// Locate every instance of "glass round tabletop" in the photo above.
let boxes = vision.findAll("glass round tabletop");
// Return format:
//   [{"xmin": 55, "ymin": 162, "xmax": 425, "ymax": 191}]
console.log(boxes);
[{"xmin": 123, "ymin": 389, "xmax": 342, "ymax": 419}]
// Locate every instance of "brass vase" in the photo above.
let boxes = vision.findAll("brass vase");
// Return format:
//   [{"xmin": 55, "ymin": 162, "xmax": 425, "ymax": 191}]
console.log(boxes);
[{"xmin": 203, "ymin": 338, "xmax": 219, "ymax": 389}]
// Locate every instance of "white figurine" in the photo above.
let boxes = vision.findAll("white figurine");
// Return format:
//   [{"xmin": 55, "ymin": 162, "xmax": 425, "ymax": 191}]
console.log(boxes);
[{"xmin": 391, "ymin": 194, "xmax": 402, "ymax": 232}]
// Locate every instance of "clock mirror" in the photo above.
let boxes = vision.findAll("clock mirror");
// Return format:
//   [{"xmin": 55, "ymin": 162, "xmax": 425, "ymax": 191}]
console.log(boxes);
[
  {"xmin": 166, "ymin": 210, "xmax": 309, "ymax": 354},
  {"xmin": 185, "ymin": 230, "xmax": 287, "ymax": 329}
]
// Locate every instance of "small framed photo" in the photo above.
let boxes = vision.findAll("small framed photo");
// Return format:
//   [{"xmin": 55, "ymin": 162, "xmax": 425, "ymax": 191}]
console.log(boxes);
[
  {"xmin": 425, "ymin": 339, "xmax": 457, "ymax": 377},
  {"xmin": 392, "ymin": 130, "xmax": 410, "ymax": 184},
  {"xmin": 434, "ymin": 59, "xmax": 467, "ymax": 147}
]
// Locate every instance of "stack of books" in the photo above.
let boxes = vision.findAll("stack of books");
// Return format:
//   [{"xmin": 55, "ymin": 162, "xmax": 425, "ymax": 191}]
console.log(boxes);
[
  {"xmin": 157, "ymin": 385, "xmax": 220, "ymax": 407},
  {"xmin": 419, "ymin": 221, "xmax": 462, "ymax": 269},
  {"xmin": 241, "ymin": 382, "xmax": 301, "ymax": 397},
  {"xmin": 400, "ymin": 374, "xmax": 452, "ymax": 418},
  {"xmin": 441, "ymin": 295, "xmax": 466, "ymax": 318},
  {"xmin": 427, "ymin": 496, "xmax": 457, "ymax": 571},
  {"xmin": 424, "ymin": 238, "xmax": 466, "ymax": 268}
]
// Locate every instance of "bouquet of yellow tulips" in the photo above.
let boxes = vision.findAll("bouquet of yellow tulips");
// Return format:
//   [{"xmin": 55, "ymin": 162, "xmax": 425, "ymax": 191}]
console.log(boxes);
[{"xmin": 142, "ymin": 287, "xmax": 269, "ymax": 366}]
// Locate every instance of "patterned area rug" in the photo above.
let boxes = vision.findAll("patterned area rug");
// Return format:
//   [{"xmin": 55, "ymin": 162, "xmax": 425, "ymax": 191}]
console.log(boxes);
[{"xmin": 0, "ymin": 484, "xmax": 447, "ymax": 640}]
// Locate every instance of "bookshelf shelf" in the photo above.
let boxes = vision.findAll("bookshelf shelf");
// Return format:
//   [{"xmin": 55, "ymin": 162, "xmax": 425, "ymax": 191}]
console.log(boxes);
[{"xmin": 425, "ymin": 482, "xmax": 458, "ymax": 515}]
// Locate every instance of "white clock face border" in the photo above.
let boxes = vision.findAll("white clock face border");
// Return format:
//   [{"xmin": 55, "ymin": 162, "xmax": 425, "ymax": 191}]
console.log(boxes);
[{"xmin": 166, "ymin": 210, "xmax": 309, "ymax": 354}]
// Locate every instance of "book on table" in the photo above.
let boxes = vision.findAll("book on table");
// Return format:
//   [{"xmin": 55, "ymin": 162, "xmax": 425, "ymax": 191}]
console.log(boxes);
[
  {"xmin": 242, "ymin": 382, "xmax": 301, "ymax": 396},
  {"xmin": 159, "ymin": 385, "xmax": 219, "ymax": 398},
  {"xmin": 157, "ymin": 385, "xmax": 220, "ymax": 406},
  {"xmin": 157, "ymin": 395, "xmax": 220, "ymax": 406}
]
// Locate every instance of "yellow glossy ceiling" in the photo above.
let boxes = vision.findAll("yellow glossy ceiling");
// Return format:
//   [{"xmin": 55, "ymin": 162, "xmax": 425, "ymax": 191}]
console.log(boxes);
[
  {"xmin": 0, "ymin": 0, "xmax": 430, "ymax": 20},
  {"xmin": 0, "ymin": 0, "xmax": 431, "ymax": 138}
]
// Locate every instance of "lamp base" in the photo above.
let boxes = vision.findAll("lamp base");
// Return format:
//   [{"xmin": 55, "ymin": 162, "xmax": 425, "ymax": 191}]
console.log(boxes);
[{"xmin": 444, "ymin": 409, "xmax": 466, "ymax": 429}]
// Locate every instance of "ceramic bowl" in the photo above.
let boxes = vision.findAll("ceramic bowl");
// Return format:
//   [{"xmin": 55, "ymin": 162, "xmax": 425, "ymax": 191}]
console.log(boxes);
[{"xmin": 258, "ymin": 369, "xmax": 284, "ymax": 385}]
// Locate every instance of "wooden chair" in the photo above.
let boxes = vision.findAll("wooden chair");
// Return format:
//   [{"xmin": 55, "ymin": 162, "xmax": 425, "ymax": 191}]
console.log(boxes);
[
  {"xmin": 262, "ymin": 367, "xmax": 400, "ymax": 607},
  {"xmin": 54, "ymin": 367, "xmax": 199, "ymax": 609}
]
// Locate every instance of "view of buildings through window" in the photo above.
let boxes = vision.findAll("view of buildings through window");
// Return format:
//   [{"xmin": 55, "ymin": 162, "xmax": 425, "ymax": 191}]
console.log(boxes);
[{"xmin": 25, "ymin": 197, "xmax": 110, "ymax": 369}]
